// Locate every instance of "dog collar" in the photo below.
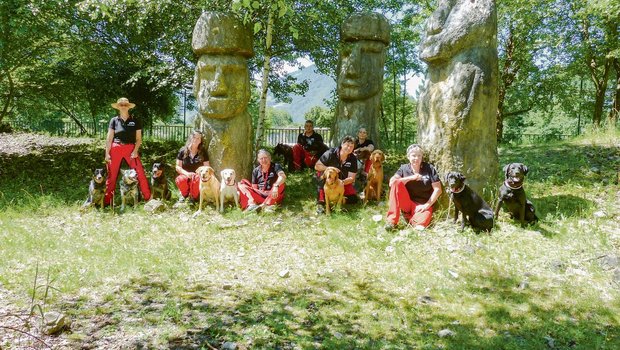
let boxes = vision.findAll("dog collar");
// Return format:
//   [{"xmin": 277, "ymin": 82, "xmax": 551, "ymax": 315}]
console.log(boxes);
[
  {"xmin": 504, "ymin": 180, "xmax": 522, "ymax": 190},
  {"xmin": 450, "ymin": 185, "xmax": 464, "ymax": 194}
]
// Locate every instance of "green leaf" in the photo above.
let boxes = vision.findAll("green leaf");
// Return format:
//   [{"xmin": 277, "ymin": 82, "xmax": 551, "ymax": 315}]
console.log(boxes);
[
  {"xmin": 254, "ymin": 22, "xmax": 262, "ymax": 34},
  {"xmin": 278, "ymin": 5, "xmax": 287, "ymax": 17},
  {"xmin": 252, "ymin": 1, "xmax": 260, "ymax": 9}
]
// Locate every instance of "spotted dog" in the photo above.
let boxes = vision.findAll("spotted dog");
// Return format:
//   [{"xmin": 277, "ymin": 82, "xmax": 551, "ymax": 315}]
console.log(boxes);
[{"xmin": 82, "ymin": 168, "xmax": 107, "ymax": 210}]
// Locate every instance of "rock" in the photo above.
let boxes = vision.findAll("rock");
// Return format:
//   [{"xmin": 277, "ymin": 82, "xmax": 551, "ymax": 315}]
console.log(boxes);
[
  {"xmin": 222, "ymin": 282, "xmax": 233, "ymax": 290},
  {"xmin": 385, "ymin": 245, "xmax": 395, "ymax": 254},
  {"xmin": 144, "ymin": 199, "xmax": 167, "ymax": 213},
  {"xmin": 438, "ymin": 329, "xmax": 455, "ymax": 338},
  {"xmin": 613, "ymin": 269, "xmax": 620, "ymax": 284},
  {"xmin": 544, "ymin": 335, "xmax": 555, "ymax": 348},
  {"xmin": 222, "ymin": 341, "xmax": 237, "ymax": 350},
  {"xmin": 417, "ymin": 295, "xmax": 436, "ymax": 304},
  {"xmin": 278, "ymin": 269, "xmax": 290, "ymax": 278},
  {"xmin": 593, "ymin": 211, "xmax": 607, "ymax": 218},
  {"xmin": 333, "ymin": 332, "xmax": 344, "ymax": 339},
  {"xmin": 43, "ymin": 311, "xmax": 70, "ymax": 335},
  {"xmin": 448, "ymin": 270, "xmax": 459, "ymax": 279},
  {"xmin": 372, "ymin": 214, "xmax": 383, "ymax": 222}
]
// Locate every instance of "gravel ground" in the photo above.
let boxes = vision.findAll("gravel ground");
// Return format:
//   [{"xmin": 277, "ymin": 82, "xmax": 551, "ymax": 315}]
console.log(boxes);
[{"xmin": 0, "ymin": 133, "xmax": 96, "ymax": 156}]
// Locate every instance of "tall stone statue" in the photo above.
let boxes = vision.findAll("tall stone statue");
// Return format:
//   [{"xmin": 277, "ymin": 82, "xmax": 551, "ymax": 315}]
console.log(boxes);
[
  {"xmin": 417, "ymin": 0, "xmax": 499, "ymax": 195},
  {"xmin": 332, "ymin": 12, "xmax": 390, "ymax": 146},
  {"xmin": 192, "ymin": 12, "xmax": 253, "ymax": 178}
]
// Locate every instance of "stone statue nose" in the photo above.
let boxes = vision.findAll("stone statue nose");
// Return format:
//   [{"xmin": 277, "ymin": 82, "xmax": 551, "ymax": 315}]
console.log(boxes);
[
  {"xmin": 211, "ymin": 68, "xmax": 228, "ymax": 96},
  {"xmin": 344, "ymin": 46, "xmax": 361, "ymax": 78}
]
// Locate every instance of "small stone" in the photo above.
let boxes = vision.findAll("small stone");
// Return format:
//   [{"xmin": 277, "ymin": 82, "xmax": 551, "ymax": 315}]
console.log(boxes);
[
  {"xmin": 544, "ymin": 335, "xmax": 555, "ymax": 348},
  {"xmin": 613, "ymin": 269, "xmax": 620, "ymax": 284},
  {"xmin": 448, "ymin": 270, "xmax": 459, "ymax": 279},
  {"xmin": 593, "ymin": 211, "xmax": 606, "ymax": 218},
  {"xmin": 222, "ymin": 341, "xmax": 237, "ymax": 350},
  {"xmin": 279, "ymin": 269, "xmax": 290, "ymax": 278},
  {"xmin": 43, "ymin": 311, "xmax": 70, "ymax": 335},
  {"xmin": 222, "ymin": 282, "xmax": 233, "ymax": 290},
  {"xmin": 385, "ymin": 245, "xmax": 395, "ymax": 254},
  {"xmin": 144, "ymin": 199, "xmax": 167, "ymax": 213},
  {"xmin": 518, "ymin": 280, "xmax": 529, "ymax": 290},
  {"xmin": 334, "ymin": 332, "xmax": 343, "ymax": 339},
  {"xmin": 417, "ymin": 295, "xmax": 436, "ymax": 304},
  {"xmin": 372, "ymin": 214, "xmax": 383, "ymax": 222},
  {"xmin": 438, "ymin": 329, "xmax": 455, "ymax": 338}
]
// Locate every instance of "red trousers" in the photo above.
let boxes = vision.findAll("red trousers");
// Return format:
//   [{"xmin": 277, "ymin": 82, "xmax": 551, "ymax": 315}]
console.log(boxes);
[
  {"xmin": 386, "ymin": 180, "xmax": 433, "ymax": 227},
  {"xmin": 238, "ymin": 179, "xmax": 285, "ymax": 209},
  {"xmin": 175, "ymin": 173, "xmax": 201, "ymax": 200},
  {"xmin": 104, "ymin": 143, "xmax": 151, "ymax": 205},
  {"xmin": 292, "ymin": 144, "xmax": 319, "ymax": 170}
]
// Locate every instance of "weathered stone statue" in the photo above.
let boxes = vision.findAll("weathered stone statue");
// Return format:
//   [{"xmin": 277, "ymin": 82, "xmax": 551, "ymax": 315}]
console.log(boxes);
[
  {"xmin": 417, "ymin": 0, "xmax": 499, "ymax": 195},
  {"xmin": 192, "ymin": 12, "xmax": 253, "ymax": 178},
  {"xmin": 332, "ymin": 12, "xmax": 390, "ymax": 146}
]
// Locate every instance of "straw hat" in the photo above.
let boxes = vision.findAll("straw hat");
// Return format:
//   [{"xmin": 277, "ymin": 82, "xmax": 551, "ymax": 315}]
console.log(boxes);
[{"xmin": 111, "ymin": 97, "xmax": 136, "ymax": 110}]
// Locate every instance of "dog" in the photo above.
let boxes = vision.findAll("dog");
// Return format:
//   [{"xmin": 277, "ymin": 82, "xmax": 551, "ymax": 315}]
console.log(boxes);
[
  {"xmin": 321, "ymin": 166, "xmax": 345, "ymax": 215},
  {"xmin": 273, "ymin": 143, "xmax": 295, "ymax": 172},
  {"xmin": 151, "ymin": 162, "xmax": 171, "ymax": 200},
  {"xmin": 81, "ymin": 168, "xmax": 106, "ymax": 210},
  {"xmin": 120, "ymin": 168, "xmax": 139, "ymax": 212},
  {"xmin": 219, "ymin": 168, "xmax": 239, "ymax": 212},
  {"xmin": 445, "ymin": 172, "xmax": 494, "ymax": 232},
  {"xmin": 494, "ymin": 163, "xmax": 538, "ymax": 226},
  {"xmin": 363, "ymin": 150, "xmax": 385, "ymax": 205},
  {"xmin": 193, "ymin": 165, "xmax": 220, "ymax": 216},
  {"xmin": 353, "ymin": 148, "xmax": 372, "ymax": 162}
]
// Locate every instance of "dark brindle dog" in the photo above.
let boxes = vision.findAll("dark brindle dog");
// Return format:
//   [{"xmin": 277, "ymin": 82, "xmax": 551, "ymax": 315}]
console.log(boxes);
[
  {"xmin": 445, "ymin": 172, "xmax": 494, "ymax": 232},
  {"xmin": 120, "ymin": 168, "xmax": 139, "ymax": 212},
  {"xmin": 273, "ymin": 143, "xmax": 295, "ymax": 172},
  {"xmin": 151, "ymin": 162, "xmax": 171, "ymax": 200},
  {"xmin": 494, "ymin": 163, "xmax": 538, "ymax": 226},
  {"xmin": 82, "ymin": 168, "xmax": 107, "ymax": 210}
]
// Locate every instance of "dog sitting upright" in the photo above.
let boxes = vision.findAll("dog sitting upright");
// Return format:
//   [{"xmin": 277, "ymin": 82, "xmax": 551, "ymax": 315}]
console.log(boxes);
[
  {"xmin": 445, "ymin": 172, "xmax": 494, "ymax": 232},
  {"xmin": 193, "ymin": 165, "xmax": 220, "ymax": 216},
  {"xmin": 494, "ymin": 163, "xmax": 538, "ymax": 226},
  {"xmin": 151, "ymin": 162, "xmax": 171, "ymax": 200},
  {"xmin": 82, "ymin": 168, "xmax": 107, "ymax": 210},
  {"xmin": 322, "ymin": 166, "xmax": 345, "ymax": 215},
  {"xmin": 273, "ymin": 143, "xmax": 295, "ymax": 172},
  {"xmin": 363, "ymin": 150, "xmax": 385, "ymax": 205},
  {"xmin": 120, "ymin": 168, "xmax": 139, "ymax": 212},
  {"xmin": 219, "ymin": 168, "xmax": 239, "ymax": 212}
]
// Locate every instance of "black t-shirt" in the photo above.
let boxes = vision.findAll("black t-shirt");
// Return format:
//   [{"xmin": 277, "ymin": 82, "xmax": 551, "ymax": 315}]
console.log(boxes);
[
  {"xmin": 318, "ymin": 147, "xmax": 358, "ymax": 180},
  {"xmin": 108, "ymin": 116, "xmax": 142, "ymax": 144},
  {"xmin": 395, "ymin": 162, "xmax": 440, "ymax": 204},
  {"xmin": 251, "ymin": 163, "xmax": 284, "ymax": 191},
  {"xmin": 354, "ymin": 139, "xmax": 374, "ymax": 149},
  {"xmin": 176, "ymin": 147, "xmax": 209, "ymax": 173},
  {"xmin": 297, "ymin": 132, "xmax": 324, "ymax": 153}
]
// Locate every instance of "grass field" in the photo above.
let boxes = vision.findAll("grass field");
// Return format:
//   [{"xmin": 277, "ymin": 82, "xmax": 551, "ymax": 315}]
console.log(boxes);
[{"xmin": 0, "ymin": 130, "xmax": 618, "ymax": 349}]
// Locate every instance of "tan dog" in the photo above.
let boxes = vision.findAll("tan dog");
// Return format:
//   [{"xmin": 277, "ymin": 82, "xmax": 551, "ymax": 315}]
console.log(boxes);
[
  {"xmin": 363, "ymin": 150, "xmax": 385, "ymax": 205},
  {"xmin": 321, "ymin": 166, "xmax": 344, "ymax": 215},
  {"xmin": 193, "ymin": 166, "xmax": 220, "ymax": 217},
  {"xmin": 219, "ymin": 168, "xmax": 239, "ymax": 212}
]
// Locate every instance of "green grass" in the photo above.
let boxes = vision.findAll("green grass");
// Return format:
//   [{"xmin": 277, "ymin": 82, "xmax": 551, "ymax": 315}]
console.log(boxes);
[{"xmin": 0, "ymin": 130, "xmax": 619, "ymax": 349}]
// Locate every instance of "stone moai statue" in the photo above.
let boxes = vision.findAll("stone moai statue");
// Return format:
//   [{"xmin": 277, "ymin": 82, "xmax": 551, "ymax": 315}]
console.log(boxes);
[
  {"xmin": 192, "ymin": 12, "xmax": 253, "ymax": 178},
  {"xmin": 332, "ymin": 12, "xmax": 390, "ymax": 146},
  {"xmin": 417, "ymin": 0, "xmax": 499, "ymax": 195}
]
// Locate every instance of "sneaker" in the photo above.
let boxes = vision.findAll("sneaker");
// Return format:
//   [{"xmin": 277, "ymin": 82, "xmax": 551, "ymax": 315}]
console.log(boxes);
[
  {"xmin": 246, "ymin": 204, "xmax": 261, "ymax": 212},
  {"xmin": 414, "ymin": 225, "xmax": 426, "ymax": 231},
  {"xmin": 384, "ymin": 223, "xmax": 398, "ymax": 232},
  {"xmin": 263, "ymin": 205, "xmax": 277, "ymax": 213},
  {"xmin": 176, "ymin": 197, "xmax": 186, "ymax": 204},
  {"xmin": 316, "ymin": 204, "xmax": 325, "ymax": 215}
]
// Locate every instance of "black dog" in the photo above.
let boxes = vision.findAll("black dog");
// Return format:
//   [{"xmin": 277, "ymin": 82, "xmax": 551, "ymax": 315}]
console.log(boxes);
[
  {"xmin": 82, "ymin": 168, "xmax": 106, "ymax": 210},
  {"xmin": 494, "ymin": 163, "xmax": 538, "ymax": 226},
  {"xmin": 273, "ymin": 143, "xmax": 295, "ymax": 172},
  {"xmin": 445, "ymin": 172, "xmax": 494, "ymax": 232},
  {"xmin": 151, "ymin": 162, "xmax": 171, "ymax": 200}
]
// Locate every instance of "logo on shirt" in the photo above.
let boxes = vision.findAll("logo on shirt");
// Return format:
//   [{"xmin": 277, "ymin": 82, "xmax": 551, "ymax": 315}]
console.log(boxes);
[{"xmin": 127, "ymin": 121, "xmax": 136, "ymax": 127}]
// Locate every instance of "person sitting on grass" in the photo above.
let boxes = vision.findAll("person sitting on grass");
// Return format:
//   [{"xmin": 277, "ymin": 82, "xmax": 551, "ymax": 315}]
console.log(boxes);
[
  {"xmin": 292, "ymin": 120, "xmax": 327, "ymax": 171},
  {"xmin": 174, "ymin": 130, "xmax": 210, "ymax": 204},
  {"xmin": 238, "ymin": 149, "xmax": 286, "ymax": 213},
  {"xmin": 385, "ymin": 144, "xmax": 442, "ymax": 231},
  {"xmin": 314, "ymin": 135, "xmax": 358, "ymax": 214}
]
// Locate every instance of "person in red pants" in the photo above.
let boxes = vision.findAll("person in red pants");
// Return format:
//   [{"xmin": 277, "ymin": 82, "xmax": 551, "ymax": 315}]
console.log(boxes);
[
  {"xmin": 385, "ymin": 144, "xmax": 442, "ymax": 231},
  {"xmin": 353, "ymin": 127, "xmax": 375, "ymax": 184},
  {"xmin": 104, "ymin": 97, "xmax": 151, "ymax": 205},
  {"xmin": 174, "ymin": 130, "xmax": 210, "ymax": 204},
  {"xmin": 292, "ymin": 120, "xmax": 327, "ymax": 170},
  {"xmin": 238, "ymin": 149, "xmax": 286, "ymax": 213}
]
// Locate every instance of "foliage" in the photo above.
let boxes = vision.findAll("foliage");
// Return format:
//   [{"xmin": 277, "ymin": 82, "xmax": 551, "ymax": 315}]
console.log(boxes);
[{"xmin": 304, "ymin": 105, "xmax": 334, "ymax": 128}]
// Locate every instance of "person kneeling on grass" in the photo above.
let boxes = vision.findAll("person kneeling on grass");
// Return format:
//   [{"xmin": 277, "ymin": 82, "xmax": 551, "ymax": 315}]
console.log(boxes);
[
  {"xmin": 385, "ymin": 144, "xmax": 442, "ymax": 231},
  {"xmin": 238, "ymin": 149, "xmax": 286, "ymax": 213}
]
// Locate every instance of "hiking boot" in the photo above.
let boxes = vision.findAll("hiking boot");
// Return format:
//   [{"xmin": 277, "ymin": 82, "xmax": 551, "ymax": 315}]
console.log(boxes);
[
  {"xmin": 246, "ymin": 204, "xmax": 261, "ymax": 213},
  {"xmin": 316, "ymin": 203, "xmax": 325, "ymax": 215}
]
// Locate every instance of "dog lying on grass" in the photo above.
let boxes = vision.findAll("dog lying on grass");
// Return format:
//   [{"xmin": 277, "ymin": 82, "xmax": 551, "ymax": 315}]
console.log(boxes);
[
  {"xmin": 193, "ymin": 165, "xmax": 220, "ymax": 217},
  {"xmin": 273, "ymin": 143, "xmax": 294, "ymax": 172},
  {"xmin": 322, "ymin": 166, "xmax": 344, "ymax": 215},
  {"xmin": 445, "ymin": 172, "xmax": 494, "ymax": 232},
  {"xmin": 82, "ymin": 168, "xmax": 106, "ymax": 210},
  {"xmin": 120, "ymin": 169, "xmax": 139, "ymax": 212},
  {"xmin": 363, "ymin": 150, "xmax": 385, "ymax": 205},
  {"xmin": 494, "ymin": 163, "xmax": 538, "ymax": 226},
  {"xmin": 151, "ymin": 162, "xmax": 171, "ymax": 200},
  {"xmin": 219, "ymin": 168, "xmax": 239, "ymax": 212}
]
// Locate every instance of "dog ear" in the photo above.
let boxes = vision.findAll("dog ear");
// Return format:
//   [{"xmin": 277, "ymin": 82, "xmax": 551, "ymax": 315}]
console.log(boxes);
[
  {"xmin": 522, "ymin": 164, "xmax": 528, "ymax": 175},
  {"xmin": 459, "ymin": 173, "xmax": 466, "ymax": 182},
  {"xmin": 503, "ymin": 164, "xmax": 510, "ymax": 178}
]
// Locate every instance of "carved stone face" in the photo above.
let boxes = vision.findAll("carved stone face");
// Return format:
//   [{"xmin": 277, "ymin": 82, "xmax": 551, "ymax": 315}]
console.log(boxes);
[
  {"xmin": 337, "ymin": 40, "xmax": 386, "ymax": 101},
  {"xmin": 194, "ymin": 55, "xmax": 250, "ymax": 119}
]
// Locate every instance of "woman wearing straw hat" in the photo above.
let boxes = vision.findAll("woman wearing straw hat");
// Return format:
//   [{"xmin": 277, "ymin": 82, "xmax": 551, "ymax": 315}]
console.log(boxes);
[{"xmin": 104, "ymin": 97, "xmax": 151, "ymax": 205}]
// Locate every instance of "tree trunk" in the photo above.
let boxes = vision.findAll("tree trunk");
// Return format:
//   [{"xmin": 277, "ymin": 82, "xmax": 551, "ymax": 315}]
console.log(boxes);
[
  {"xmin": 254, "ymin": 7, "xmax": 274, "ymax": 154},
  {"xmin": 391, "ymin": 51, "xmax": 397, "ymax": 144},
  {"xmin": 608, "ymin": 58, "xmax": 619, "ymax": 126},
  {"xmin": 0, "ymin": 70, "xmax": 14, "ymax": 124},
  {"xmin": 496, "ymin": 28, "xmax": 518, "ymax": 142},
  {"xmin": 400, "ymin": 70, "xmax": 407, "ymax": 144}
]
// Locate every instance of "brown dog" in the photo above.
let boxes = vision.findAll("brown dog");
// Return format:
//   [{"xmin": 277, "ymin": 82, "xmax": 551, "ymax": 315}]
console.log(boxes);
[
  {"xmin": 321, "ymin": 166, "xmax": 344, "ymax": 215},
  {"xmin": 193, "ymin": 165, "xmax": 220, "ymax": 217},
  {"xmin": 363, "ymin": 150, "xmax": 385, "ymax": 205}
]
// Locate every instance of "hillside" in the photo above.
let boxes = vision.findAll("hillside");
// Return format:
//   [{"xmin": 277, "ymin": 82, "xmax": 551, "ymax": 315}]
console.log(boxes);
[{"xmin": 267, "ymin": 64, "xmax": 336, "ymax": 124}]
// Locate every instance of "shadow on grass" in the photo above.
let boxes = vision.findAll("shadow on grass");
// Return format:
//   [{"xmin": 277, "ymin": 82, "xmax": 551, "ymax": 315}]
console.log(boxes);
[{"xmin": 61, "ymin": 270, "xmax": 620, "ymax": 350}]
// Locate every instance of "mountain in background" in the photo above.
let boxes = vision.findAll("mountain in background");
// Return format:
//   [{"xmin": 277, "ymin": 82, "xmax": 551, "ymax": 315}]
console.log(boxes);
[{"xmin": 267, "ymin": 64, "xmax": 335, "ymax": 124}]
